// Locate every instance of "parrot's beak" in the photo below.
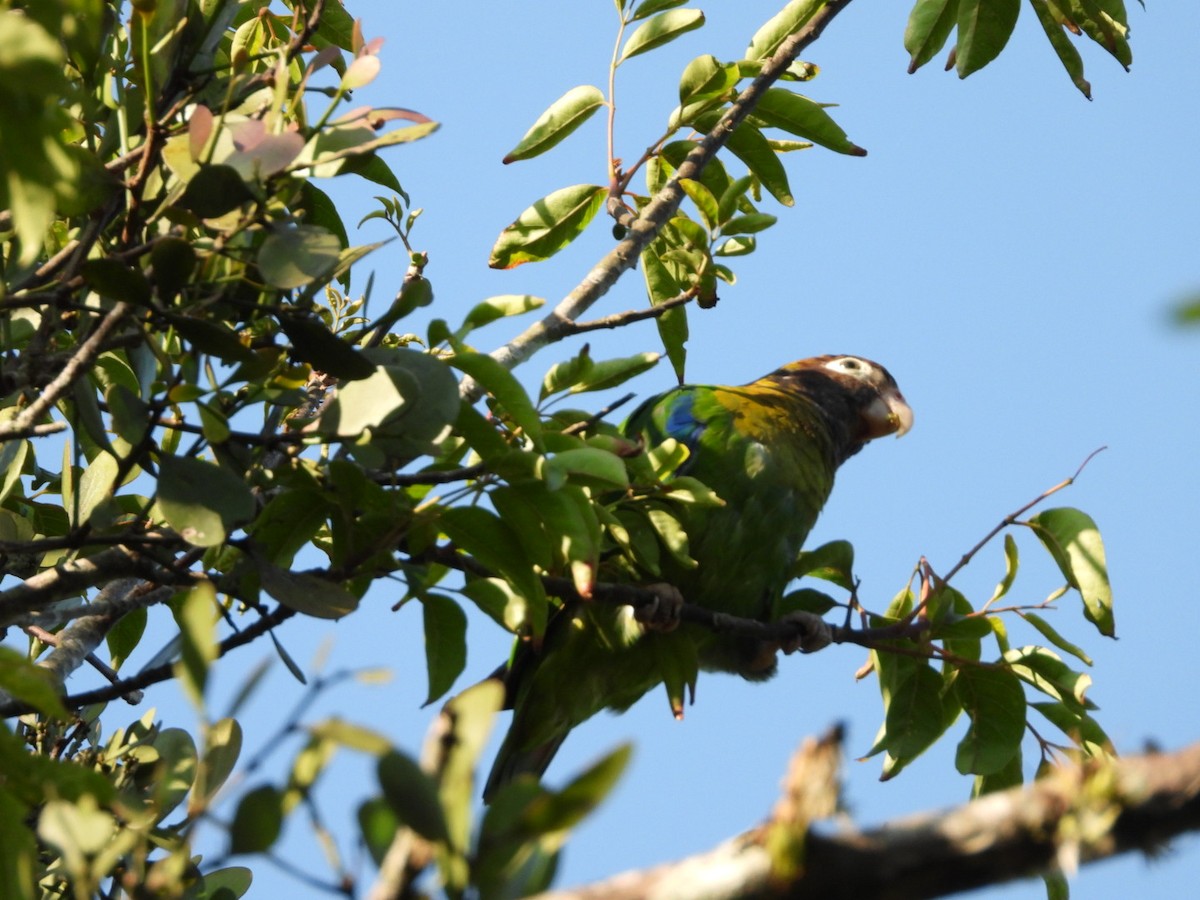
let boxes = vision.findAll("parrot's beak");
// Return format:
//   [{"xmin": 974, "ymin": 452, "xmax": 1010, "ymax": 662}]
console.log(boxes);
[{"xmin": 863, "ymin": 387, "xmax": 913, "ymax": 439}]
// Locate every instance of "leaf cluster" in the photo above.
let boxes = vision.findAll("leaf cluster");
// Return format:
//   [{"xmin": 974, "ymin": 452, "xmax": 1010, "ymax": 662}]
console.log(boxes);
[{"xmin": 0, "ymin": 1, "xmax": 1135, "ymax": 898}]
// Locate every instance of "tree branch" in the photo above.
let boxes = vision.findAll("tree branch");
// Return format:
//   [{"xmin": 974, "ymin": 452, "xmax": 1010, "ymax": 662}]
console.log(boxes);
[
  {"xmin": 462, "ymin": 0, "xmax": 855, "ymax": 401},
  {"xmin": 533, "ymin": 736, "xmax": 1200, "ymax": 900},
  {"xmin": 0, "ymin": 301, "xmax": 131, "ymax": 440}
]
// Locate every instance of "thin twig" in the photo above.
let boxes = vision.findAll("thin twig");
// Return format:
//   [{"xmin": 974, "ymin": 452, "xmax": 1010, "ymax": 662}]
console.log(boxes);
[
  {"xmin": 563, "ymin": 291, "xmax": 696, "ymax": 336},
  {"xmin": 947, "ymin": 447, "xmax": 1106, "ymax": 585},
  {"xmin": 0, "ymin": 302, "xmax": 132, "ymax": 439},
  {"xmin": 0, "ymin": 603, "xmax": 297, "ymax": 719}
]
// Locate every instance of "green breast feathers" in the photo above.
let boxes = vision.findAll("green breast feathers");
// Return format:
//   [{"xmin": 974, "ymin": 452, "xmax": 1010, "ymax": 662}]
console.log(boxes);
[{"xmin": 482, "ymin": 355, "xmax": 912, "ymax": 800}]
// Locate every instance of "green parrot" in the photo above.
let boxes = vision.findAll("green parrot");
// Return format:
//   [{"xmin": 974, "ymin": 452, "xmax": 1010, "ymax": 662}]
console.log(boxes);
[{"xmin": 482, "ymin": 355, "xmax": 912, "ymax": 801}]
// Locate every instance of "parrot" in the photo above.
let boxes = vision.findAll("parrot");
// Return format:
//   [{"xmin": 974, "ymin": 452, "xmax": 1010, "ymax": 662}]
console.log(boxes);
[{"xmin": 482, "ymin": 354, "xmax": 912, "ymax": 801}]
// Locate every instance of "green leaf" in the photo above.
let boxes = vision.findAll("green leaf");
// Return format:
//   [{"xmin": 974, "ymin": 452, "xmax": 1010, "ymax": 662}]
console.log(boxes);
[
  {"xmin": 195, "ymin": 718, "xmax": 243, "ymax": 808},
  {"xmin": 721, "ymin": 212, "xmax": 777, "ymax": 235},
  {"xmin": 1004, "ymin": 646, "xmax": 1094, "ymax": 712},
  {"xmin": 358, "ymin": 798, "xmax": 399, "ymax": 867},
  {"xmin": 189, "ymin": 867, "xmax": 253, "ymax": 900},
  {"xmin": 753, "ymin": 88, "xmax": 867, "ymax": 156},
  {"xmin": 632, "ymin": 0, "xmax": 689, "ymax": 20},
  {"xmin": 973, "ymin": 745, "xmax": 1023, "ymax": 797},
  {"xmin": 678, "ymin": 54, "xmax": 739, "ymax": 104},
  {"xmin": 791, "ymin": 539, "xmax": 855, "ymax": 591},
  {"xmin": 883, "ymin": 664, "xmax": 951, "ymax": 762},
  {"xmin": 504, "ymin": 85, "xmax": 606, "ymax": 163},
  {"xmin": 81, "ymin": 258, "xmax": 151, "ymax": 306},
  {"xmin": 489, "ymin": 184, "xmax": 606, "ymax": 269},
  {"xmin": 106, "ymin": 607, "xmax": 147, "ymax": 671},
  {"xmin": 167, "ymin": 314, "xmax": 256, "ymax": 363},
  {"xmin": 279, "ymin": 315, "xmax": 374, "ymax": 380},
  {"xmin": 640, "ymin": 241, "xmax": 689, "ymax": 380},
  {"xmin": 438, "ymin": 681, "xmax": 505, "ymax": 860},
  {"xmin": 1027, "ymin": 507, "xmax": 1114, "ymax": 637},
  {"xmin": 988, "ymin": 532, "xmax": 1020, "ymax": 604},
  {"xmin": 321, "ymin": 349, "xmax": 460, "ymax": 460},
  {"xmin": 38, "ymin": 799, "xmax": 116, "ymax": 880},
  {"xmin": 956, "ymin": 0, "xmax": 1020, "ymax": 78},
  {"xmin": 422, "ymin": 595, "xmax": 467, "ymax": 705},
  {"xmin": 176, "ymin": 165, "xmax": 254, "ymax": 218},
  {"xmin": 904, "ymin": 0, "xmax": 960, "ymax": 73},
  {"xmin": 545, "ymin": 447, "xmax": 629, "ymax": 490},
  {"xmin": 440, "ymin": 506, "xmax": 548, "ymax": 635},
  {"xmin": 1019, "ymin": 611, "xmax": 1094, "ymax": 666},
  {"xmin": 378, "ymin": 750, "xmax": 451, "ymax": 842},
  {"xmin": 229, "ymin": 785, "xmax": 283, "ymax": 854},
  {"xmin": 260, "ymin": 565, "xmax": 360, "ymax": 619},
  {"xmin": 679, "ymin": 178, "xmax": 720, "ymax": 230},
  {"xmin": 618, "ymin": 9, "xmax": 705, "ymax": 63},
  {"xmin": 449, "ymin": 351, "xmax": 544, "ymax": 448},
  {"xmin": 0, "ymin": 647, "xmax": 69, "ymax": 719},
  {"xmin": 777, "ymin": 588, "xmax": 838, "ymax": 616},
  {"xmin": 258, "ymin": 225, "xmax": 342, "ymax": 289},
  {"xmin": 953, "ymin": 664, "xmax": 1026, "ymax": 775},
  {"xmin": 722, "ymin": 121, "xmax": 794, "ymax": 206},
  {"xmin": 542, "ymin": 351, "xmax": 660, "ymax": 399},
  {"xmin": 156, "ymin": 454, "xmax": 254, "ymax": 547},
  {"xmin": 1031, "ymin": 701, "xmax": 1114, "ymax": 753},
  {"xmin": 1029, "ymin": 0, "xmax": 1092, "ymax": 98},
  {"xmin": 459, "ymin": 295, "xmax": 545, "ymax": 335},
  {"xmin": 249, "ymin": 489, "xmax": 330, "ymax": 568},
  {"xmin": 173, "ymin": 582, "xmax": 218, "ymax": 710},
  {"xmin": 746, "ymin": 0, "xmax": 822, "ymax": 60},
  {"xmin": 76, "ymin": 451, "xmax": 118, "ymax": 527}
]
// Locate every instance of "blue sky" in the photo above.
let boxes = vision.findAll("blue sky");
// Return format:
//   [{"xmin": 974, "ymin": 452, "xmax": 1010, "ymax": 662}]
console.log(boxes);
[{"xmin": 112, "ymin": 2, "xmax": 1200, "ymax": 897}]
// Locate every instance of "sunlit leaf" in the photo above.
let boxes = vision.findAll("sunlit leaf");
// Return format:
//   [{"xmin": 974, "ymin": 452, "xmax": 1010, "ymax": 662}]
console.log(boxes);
[
  {"xmin": 1029, "ymin": 0, "xmax": 1092, "ymax": 98},
  {"xmin": 1027, "ymin": 507, "xmax": 1114, "ymax": 637},
  {"xmin": 746, "ymin": 0, "xmax": 822, "ymax": 60},
  {"xmin": 503, "ymin": 85, "xmax": 606, "ymax": 163},
  {"xmin": 489, "ymin": 184, "xmax": 606, "ymax": 269},
  {"xmin": 753, "ymin": 88, "xmax": 867, "ymax": 156},
  {"xmin": 618, "ymin": 9, "xmax": 705, "ymax": 63},
  {"xmin": 905, "ymin": 0, "xmax": 960, "ymax": 73}
]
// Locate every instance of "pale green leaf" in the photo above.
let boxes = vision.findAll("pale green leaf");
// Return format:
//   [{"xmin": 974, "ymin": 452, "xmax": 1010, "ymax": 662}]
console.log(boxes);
[
  {"xmin": 489, "ymin": 184, "xmax": 606, "ymax": 268},
  {"xmin": 618, "ymin": 9, "xmax": 705, "ymax": 63},
  {"xmin": 503, "ymin": 85, "xmax": 606, "ymax": 163}
]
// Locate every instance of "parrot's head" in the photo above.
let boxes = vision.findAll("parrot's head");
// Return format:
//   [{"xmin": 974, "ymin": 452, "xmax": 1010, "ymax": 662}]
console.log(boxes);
[{"xmin": 764, "ymin": 355, "xmax": 913, "ymax": 460}]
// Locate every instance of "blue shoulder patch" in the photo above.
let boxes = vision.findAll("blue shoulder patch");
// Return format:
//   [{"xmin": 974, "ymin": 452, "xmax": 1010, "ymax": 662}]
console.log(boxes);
[{"xmin": 663, "ymin": 391, "xmax": 705, "ymax": 452}]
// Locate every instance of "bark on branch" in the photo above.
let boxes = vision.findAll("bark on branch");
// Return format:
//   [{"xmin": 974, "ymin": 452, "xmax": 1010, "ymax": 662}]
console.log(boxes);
[{"xmin": 533, "ymin": 735, "xmax": 1200, "ymax": 900}]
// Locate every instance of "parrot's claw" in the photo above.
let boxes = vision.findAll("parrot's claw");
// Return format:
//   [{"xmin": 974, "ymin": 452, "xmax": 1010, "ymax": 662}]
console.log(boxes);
[
  {"xmin": 779, "ymin": 611, "xmax": 833, "ymax": 654},
  {"xmin": 635, "ymin": 583, "xmax": 685, "ymax": 632}
]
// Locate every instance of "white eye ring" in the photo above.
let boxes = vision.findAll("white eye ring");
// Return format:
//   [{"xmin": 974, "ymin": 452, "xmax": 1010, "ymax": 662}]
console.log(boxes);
[{"xmin": 827, "ymin": 356, "xmax": 868, "ymax": 375}]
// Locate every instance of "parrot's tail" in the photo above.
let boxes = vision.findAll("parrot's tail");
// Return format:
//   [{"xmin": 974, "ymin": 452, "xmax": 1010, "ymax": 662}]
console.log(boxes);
[{"xmin": 482, "ymin": 730, "xmax": 566, "ymax": 803}]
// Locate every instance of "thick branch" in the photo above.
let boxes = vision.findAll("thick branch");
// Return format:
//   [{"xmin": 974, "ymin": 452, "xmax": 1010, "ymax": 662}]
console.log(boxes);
[
  {"xmin": 533, "ymin": 739, "xmax": 1200, "ymax": 900},
  {"xmin": 462, "ymin": 0, "xmax": 854, "ymax": 401},
  {"xmin": 0, "ymin": 544, "xmax": 175, "ymax": 628}
]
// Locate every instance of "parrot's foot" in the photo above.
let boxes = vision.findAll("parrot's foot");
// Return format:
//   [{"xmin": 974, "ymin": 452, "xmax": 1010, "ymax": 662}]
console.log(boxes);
[
  {"xmin": 634, "ymin": 583, "xmax": 684, "ymax": 632},
  {"xmin": 779, "ymin": 611, "xmax": 833, "ymax": 654}
]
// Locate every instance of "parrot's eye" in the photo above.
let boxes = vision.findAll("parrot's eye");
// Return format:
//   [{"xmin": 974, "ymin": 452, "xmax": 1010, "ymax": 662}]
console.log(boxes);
[{"xmin": 827, "ymin": 357, "xmax": 868, "ymax": 376}]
